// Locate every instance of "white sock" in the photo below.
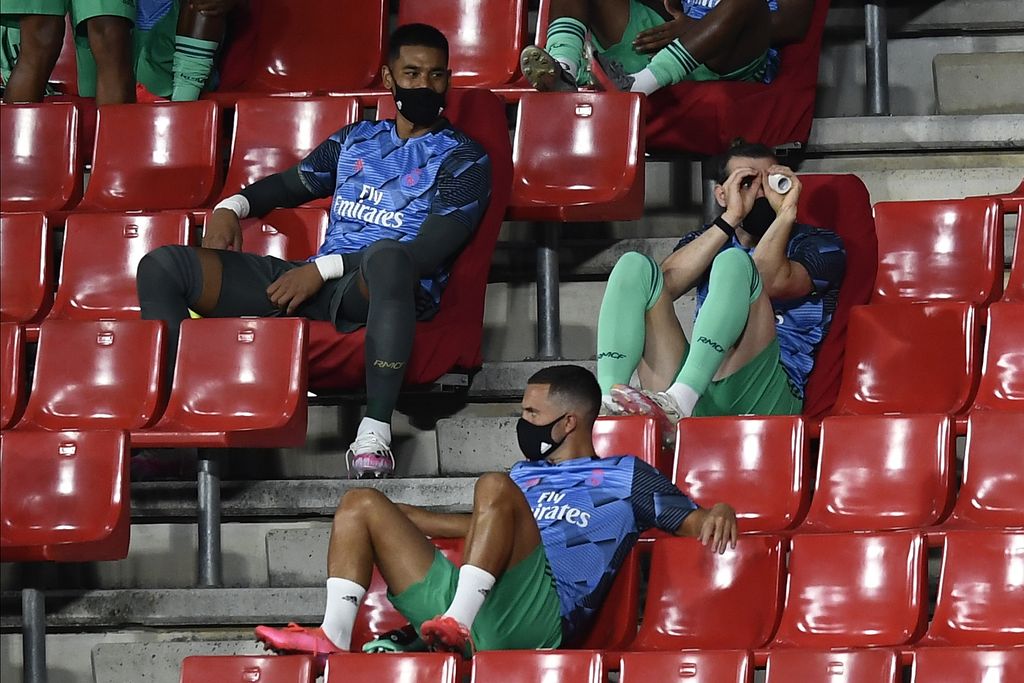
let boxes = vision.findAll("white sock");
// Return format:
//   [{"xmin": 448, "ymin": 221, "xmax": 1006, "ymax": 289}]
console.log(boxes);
[
  {"xmin": 320, "ymin": 576, "xmax": 366, "ymax": 650},
  {"xmin": 442, "ymin": 564, "xmax": 496, "ymax": 628},
  {"xmin": 665, "ymin": 382, "xmax": 700, "ymax": 418},
  {"xmin": 630, "ymin": 67, "xmax": 660, "ymax": 96},
  {"xmin": 555, "ymin": 58, "xmax": 579, "ymax": 81},
  {"xmin": 356, "ymin": 416, "xmax": 391, "ymax": 444}
]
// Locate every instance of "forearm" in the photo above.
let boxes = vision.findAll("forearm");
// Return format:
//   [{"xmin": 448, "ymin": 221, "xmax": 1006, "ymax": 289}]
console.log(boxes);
[
  {"xmin": 396, "ymin": 504, "xmax": 472, "ymax": 538},
  {"xmin": 239, "ymin": 166, "xmax": 322, "ymax": 218},
  {"xmin": 661, "ymin": 227, "xmax": 731, "ymax": 298},
  {"xmin": 751, "ymin": 209, "xmax": 799, "ymax": 295},
  {"xmin": 676, "ymin": 507, "xmax": 707, "ymax": 538}
]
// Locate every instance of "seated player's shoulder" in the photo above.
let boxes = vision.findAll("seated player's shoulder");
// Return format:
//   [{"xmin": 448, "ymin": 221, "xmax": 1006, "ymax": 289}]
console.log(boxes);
[{"xmin": 439, "ymin": 126, "xmax": 489, "ymax": 164}]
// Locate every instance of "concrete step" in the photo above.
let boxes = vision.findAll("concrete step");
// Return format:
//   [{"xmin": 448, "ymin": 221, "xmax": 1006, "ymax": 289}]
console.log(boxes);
[
  {"xmin": 92, "ymin": 637, "xmax": 261, "ymax": 683},
  {"xmin": 266, "ymin": 526, "xmax": 332, "ymax": 587},
  {"xmin": 807, "ymin": 114, "xmax": 1023, "ymax": 153},
  {"xmin": 826, "ymin": 0, "xmax": 1024, "ymax": 34},
  {"xmin": 436, "ymin": 416, "xmax": 521, "ymax": 476},
  {"xmin": 934, "ymin": 52, "xmax": 1024, "ymax": 115},
  {"xmin": 467, "ymin": 360, "xmax": 596, "ymax": 400}
]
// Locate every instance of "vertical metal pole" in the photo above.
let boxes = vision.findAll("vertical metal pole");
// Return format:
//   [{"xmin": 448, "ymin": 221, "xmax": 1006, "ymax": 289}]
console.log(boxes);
[
  {"xmin": 22, "ymin": 588, "xmax": 46, "ymax": 683},
  {"xmin": 865, "ymin": 2, "xmax": 891, "ymax": 115},
  {"xmin": 701, "ymin": 159, "xmax": 719, "ymax": 226},
  {"xmin": 196, "ymin": 452, "xmax": 223, "ymax": 588},
  {"xmin": 536, "ymin": 222, "xmax": 562, "ymax": 360}
]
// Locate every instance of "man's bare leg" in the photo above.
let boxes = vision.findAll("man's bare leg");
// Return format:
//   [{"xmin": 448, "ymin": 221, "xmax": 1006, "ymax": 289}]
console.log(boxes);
[
  {"xmin": 84, "ymin": 15, "xmax": 134, "ymax": 104},
  {"xmin": 2, "ymin": 14, "xmax": 64, "ymax": 103}
]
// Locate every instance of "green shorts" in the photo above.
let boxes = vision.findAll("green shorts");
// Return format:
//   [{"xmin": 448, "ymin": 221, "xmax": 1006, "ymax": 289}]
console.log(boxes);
[
  {"xmin": 691, "ymin": 337, "xmax": 803, "ymax": 417},
  {"xmin": 388, "ymin": 546, "xmax": 563, "ymax": 651}
]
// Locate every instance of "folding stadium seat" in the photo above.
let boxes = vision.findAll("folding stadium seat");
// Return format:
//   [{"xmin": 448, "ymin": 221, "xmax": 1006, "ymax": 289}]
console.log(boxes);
[
  {"xmin": 630, "ymin": 535, "xmax": 786, "ymax": 650},
  {"xmin": 507, "ymin": 91, "xmax": 646, "ymax": 222},
  {"xmin": 619, "ymin": 650, "xmax": 752, "ymax": 683},
  {"xmin": 770, "ymin": 532, "xmax": 927, "ymax": 648},
  {"xmin": 800, "ymin": 414, "xmax": 954, "ymax": 532},
  {"xmin": 971, "ymin": 302, "xmax": 1024, "ymax": 410},
  {"xmin": 872, "ymin": 198, "xmax": 1003, "ymax": 305},
  {"xmin": 922, "ymin": 531, "xmax": 1024, "ymax": 646},
  {"xmin": 1006, "ymin": 212, "xmax": 1024, "ymax": 302},
  {"xmin": 0, "ymin": 429, "xmax": 129, "ymax": 562},
  {"xmin": 764, "ymin": 649, "xmax": 900, "ymax": 683},
  {"xmin": 18, "ymin": 320, "xmax": 166, "ymax": 431},
  {"xmin": 324, "ymin": 653, "xmax": 459, "ymax": 683},
  {"xmin": 593, "ymin": 415, "xmax": 664, "ymax": 472},
  {"xmin": 78, "ymin": 101, "xmax": 221, "ymax": 211},
  {"xmin": 131, "ymin": 318, "xmax": 307, "ymax": 448},
  {"xmin": 674, "ymin": 416, "xmax": 807, "ymax": 532},
  {"xmin": 48, "ymin": 212, "xmax": 193, "ymax": 321},
  {"xmin": 578, "ymin": 546, "xmax": 641, "ymax": 650},
  {"xmin": 397, "ymin": 0, "xmax": 526, "ymax": 87},
  {"xmin": 0, "ymin": 324, "xmax": 25, "ymax": 430},
  {"xmin": 239, "ymin": 209, "xmax": 328, "ymax": 262},
  {"xmin": 832, "ymin": 302, "xmax": 978, "ymax": 417},
  {"xmin": 220, "ymin": 97, "xmax": 361, "ymax": 200},
  {"xmin": 470, "ymin": 651, "xmax": 604, "ymax": 683},
  {"xmin": 0, "ymin": 102, "xmax": 81, "ymax": 212},
  {"xmin": 942, "ymin": 411, "xmax": 1024, "ymax": 529},
  {"xmin": 0, "ymin": 212, "xmax": 52, "ymax": 324},
  {"xmin": 910, "ymin": 647, "xmax": 1024, "ymax": 683},
  {"xmin": 180, "ymin": 655, "xmax": 315, "ymax": 683}
]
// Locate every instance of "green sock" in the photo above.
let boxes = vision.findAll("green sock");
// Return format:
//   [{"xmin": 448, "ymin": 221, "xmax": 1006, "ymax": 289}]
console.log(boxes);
[
  {"xmin": 676, "ymin": 249, "xmax": 762, "ymax": 394},
  {"xmin": 171, "ymin": 35, "xmax": 218, "ymax": 101},
  {"xmin": 597, "ymin": 252, "xmax": 664, "ymax": 394},
  {"xmin": 544, "ymin": 16, "xmax": 586, "ymax": 77},
  {"xmin": 647, "ymin": 39, "xmax": 701, "ymax": 88}
]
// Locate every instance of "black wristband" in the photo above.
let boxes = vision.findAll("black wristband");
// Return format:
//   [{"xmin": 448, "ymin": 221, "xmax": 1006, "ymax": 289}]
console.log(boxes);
[{"xmin": 713, "ymin": 215, "xmax": 735, "ymax": 238}]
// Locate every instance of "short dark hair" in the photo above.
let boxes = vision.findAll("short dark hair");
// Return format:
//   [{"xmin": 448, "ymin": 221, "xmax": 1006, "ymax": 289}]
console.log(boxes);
[
  {"xmin": 388, "ymin": 23, "xmax": 449, "ymax": 64},
  {"xmin": 527, "ymin": 364, "xmax": 602, "ymax": 425},
  {"xmin": 713, "ymin": 139, "xmax": 776, "ymax": 183}
]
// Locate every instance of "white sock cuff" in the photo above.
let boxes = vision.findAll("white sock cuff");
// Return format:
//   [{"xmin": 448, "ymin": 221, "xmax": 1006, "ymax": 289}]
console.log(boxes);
[
  {"xmin": 459, "ymin": 563, "xmax": 497, "ymax": 587},
  {"xmin": 667, "ymin": 382, "xmax": 700, "ymax": 418},
  {"xmin": 326, "ymin": 576, "xmax": 366, "ymax": 600},
  {"xmin": 356, "ymin": 417, "xmax": 392, "ymax": 443}
]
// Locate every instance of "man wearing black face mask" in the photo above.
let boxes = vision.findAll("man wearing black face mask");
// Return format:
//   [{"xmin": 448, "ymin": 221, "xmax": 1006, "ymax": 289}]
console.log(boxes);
[
  {"xmin": 136, "ymin": 23, "xmax": 491, "ymax": 478},
  {"xmin": 596, "ymin": 140, "xmax": 845, "ymax": 434},
  {"xmin": 256, "ymin": 364, "xmax": 736, "ymax": 661}
]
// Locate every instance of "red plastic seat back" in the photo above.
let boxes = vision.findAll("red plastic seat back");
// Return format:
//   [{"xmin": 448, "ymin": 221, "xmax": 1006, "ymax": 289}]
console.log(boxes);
[
  {"xmin": 241, "ymin": 209, "xmax": 328, "ymax": 261},
  {"xmin": 946, "ymin": 411, "xmax": 1024, "ymax": 529},
  {"xmin": 471, "ymin": 651, "xmax": 604, "ymax": 683},
  {"xmin": 21, "ymin": 319, "xmax": 166, "ymax": 430},
  {"xmin": 620, "ymin": 651, "xmax": 752, "ymax": 683},
  {"xmin": 48, "ymin": 18, "xmax": 78, "ymax": 95},
  {"xmin": 82, "ymin": 102, "xmax": 220, "ymax": 211},
  {"xmin": 833, "ymin": 302, "xmax": 978, "ymax": 416},
  {"xmin": 771, "ymin": 532, "xmax": 927, "ymax": 648},
  {"xmin": 802, "ymin": 414, "xmax": 954, "ymax": 532},
  {"xmin": 397, "ymin": 0, "xmax": 526, "ymax": 87},
  {"xmin": 924, "ymin": 531, "xmax": 1024, "ymax": 646},
  {"xmin": 1005, "ymin": 212, "xmax": 1024, "ymax": 302},
  {"xmin": 0, "ymin": 212, "xmax": 52, "ymax": 323},
  {"xmin": 0, "ymin": 429, "xmax": 129, "ymax": 562},
  {"xmin": 222, "ymin": 97, "xmax": 361, "ymax": 199},
  {"xmin": 973, "ymin": 302, "xmax": 1024, "ymax": 409},
  {"xmin": 51, "ymin": 212, "xmax": 193, "ymax": 320},
  {"xmin": 593, "ymin": 416, "xmax": 663, "ymax": 473},
  {"xmin": 578, "ymin": 546, "xmax": 641, "ymax": 650},
  {"xmin": 324, "ymin": 652, "xmax": 459, "ymax": 683},
  {"xmin": 765, "ymin": 649, "xmax": 900, "ymax": 683},
  {"xmin": 0, "ymin": 324, "xmax": 25, "ymax": 430},
  {"xmin": 911, "ymin": 647, "xmax": 1024, "ymax": 683},
  {"xmin": 631, "ymin": 535, "xmax": 786, "ymax": 650},
  {"xmin": 872, "ymin": 198, "xmax": 1003, "ymax": 304},
  {"xmin": 180, "ymin": 655, "xmax": 315, "ymax": 683},
  {"xmin": 0, "ymin": 102, "xmax": 81, "ymax": 212},
  {"xmin": 674, "ymin": 416, "xmax": 807, "ymax": 532}
]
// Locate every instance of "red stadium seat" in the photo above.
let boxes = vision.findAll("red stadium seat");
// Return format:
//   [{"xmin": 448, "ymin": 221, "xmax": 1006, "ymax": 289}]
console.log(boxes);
[
  {"xmin": 972, "ymin": 302, "xmax": 1024, "ymax": 410},
  {"xmin": 181, "ymin": 655, "xmax": 316, "ymax": 683},
  {"xmin": 0, "ymin": 324, "xmax": 25, "ymax": 430},
  {"xmin": 79, "ymin": 102, "xmax": 221, "ymax": 211},
  {"xmin": 240, "ymin": 209, "xmax": 329, "ymax": 261},
  {"xmin": 508, "ymin": 91, "xmax": 645, "ymax": 222},
  {"xmin": 578, "ymin": 546, "xmax": 641, "ymax": 650},
  {"xmin": 48, "ymin": 212, "xmax": 193, "ymax": 321},
  {"xmin": 872, "ymin": 198, "xmax": 1003, "ymax": 305},
  {"xmin": 132, "ymin": 318, "xmax": 307, "ymax": 448},
  {"xmin": 19, "ymin": 320, "xmax": 166, "ymax": 431},
  {"xmin": 220, "ymin": 97, "xmax": 361, "ymax": 201},
  {"xmin": 0, "ymin": 102, "xmax": 81, "ymax": 212},
  {"xmin": 800, "ymin": 414, "xmax": 954, "ymax": 532},
  {"xmin": 593, "ymin": 416, "xmax": 664, "ymax": 473},
  {"xmin": 910, "ymin": 647, "xmax": 1024, "ymax": 683},
  {"xmin": 770, "ymin": 532, "xmax": 927, "ymax": 648},
  {"xmin": 324, "ymin": 653, "xmax": 459, "ymax": 683},
  {"xmin": 470, "ymin": 651, "xmax": 604, "ymax": 683},
  {"xmin": 0, "ymin": 429, "xmax": 129, "ymax": 562},
  {"xmin": 943, "ymin": 411, "xmax": 1024, "ymax": 529},
  {"xmin": 1005, "ymin": 212, "xmax": 1023, "ymax": 302},
  {"xmin": 922, "ymin": 531, "xmax": 1024, "ymax": 646},
  {"xmin": 765, "ymin": 649, "xmax": 900, "ymax": 683},
  {"xmin": 832, "ymin": 302, "xmax": 979, "ymax": 417},
  {"xmin": 631, "ymin": 535, "xmax": 786, "ymax": 650},
  {"xmin": 0, "ymin": 212, "xmax": 52, "ymax": 324},
  {"xmin": 674, "ymin": 416, "xmax": 807, "ymax": 532},
  {"xmin": 619, "ymin": 650, "xmax": 752, "ymax": 683},
  {"xmin": 397, "ymin": 0, "xmax": 527, "ymax": 87}
]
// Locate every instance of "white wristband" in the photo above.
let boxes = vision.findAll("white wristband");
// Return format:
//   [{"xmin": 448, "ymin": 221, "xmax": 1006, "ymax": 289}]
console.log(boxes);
[
  {"xmin": 314, "ymin": 254, "xmax": 346, "ymax": 280},
  {"xmin": 213, "ymin": 194, "xmax": 251, "ymax": 219}
]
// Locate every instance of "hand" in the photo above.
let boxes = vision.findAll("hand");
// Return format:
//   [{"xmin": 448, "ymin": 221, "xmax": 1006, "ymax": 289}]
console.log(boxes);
[
  {"xmin": 698, "ymin": 503, "xmax": 738, "ymax": 554},
  {"xmin": 203, "ymin": 208, "xmax": 242, "ymax": 251},
  {"xmin": 633, "ymin": 16, "xmax": 686, "ymax": 54},
  {"xmin": 266, "ymin": 264, "xmax": 324, "ymax": 314},
  {"xmin": 763, "ymin": 164, "xmax": 801, "ymax": 219},
  {"xmin": 720, "ymin": 166, "xmax": 762, "ymax": 226}
]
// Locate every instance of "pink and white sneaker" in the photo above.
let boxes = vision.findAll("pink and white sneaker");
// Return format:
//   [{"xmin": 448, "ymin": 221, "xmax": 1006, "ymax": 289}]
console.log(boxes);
[
  {"xmin": 610, "ymin": 384, "xmax": 682, "ymax": 442},
  {"xmin": 346, "ymin": 433, "xmax": 395, "ymax": 479},
  {"xmin": 420, "ymin": 615, "xmax": 474, "ymax": 659},
  {"xmin": 254, "ymin": 623, "xmax": 344, "ymax": 657}
]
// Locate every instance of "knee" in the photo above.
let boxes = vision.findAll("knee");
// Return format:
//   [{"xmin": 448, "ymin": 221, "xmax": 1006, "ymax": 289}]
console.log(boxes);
[
  {"xmin": 85, "ymin": 16, "xmax": 132, "ymax": 60},
  {"xmin": 20, "ymin": 16, "xmax": 65, "ymax": 60},
  {"xmin": 137, "ymin": 245, "xmax": 182, "ymax": 284},
  {"xmin": 710, "ymin": 247, "xmax": 753, "ymax": 274},
  {"xmin": 363, "ymin": 239, "xmax": 414, "ymax": 283},
  {"xmin": 473, "ymin": 472, "xmax": 521, "ymax": 508},
  {"xmin": 336, "ymin": 487, "xmax": 388, "ymax": 519},
  {"xmin": 609, "ymin": 251, "xmax": 655, "ymax": 286}
]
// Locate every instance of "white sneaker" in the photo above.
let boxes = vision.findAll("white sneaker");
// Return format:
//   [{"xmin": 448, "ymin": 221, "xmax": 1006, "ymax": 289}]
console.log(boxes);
[
  {"xmin": 346, "ymin": 433, "xmax": 395, "ymax": 479},
  {"xmin": 600, "ymin": 394, "xmax": 627, "ymax": 416},
  {"xmin": 610, "ymin": 384, "xmax": 682, "ymax": 444}
]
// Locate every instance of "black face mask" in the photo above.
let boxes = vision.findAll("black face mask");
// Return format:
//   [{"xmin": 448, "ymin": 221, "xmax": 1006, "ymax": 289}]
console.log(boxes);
[
  {"xmin": 392, "ymin": 83, "xmax": 446, "ymax": 126},
  {"xmin": 517, "ymin": 414, "xmax": 567, "ymax": 462},
  {"xmin": 742, "ymin": 196, "xmax": 777, "ymax": 240}
]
